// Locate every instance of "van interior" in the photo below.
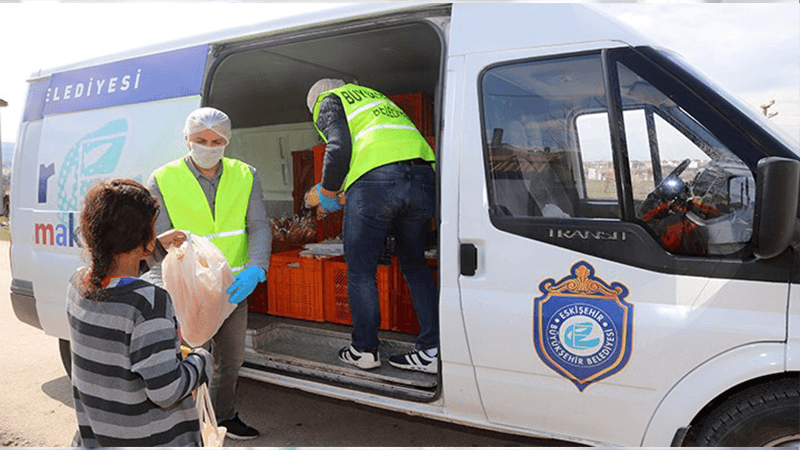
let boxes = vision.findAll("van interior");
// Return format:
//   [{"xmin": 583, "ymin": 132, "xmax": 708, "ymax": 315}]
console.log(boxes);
[{"xmin": 203, "ymin": 15, "xmax": 445, "ymax": 401}]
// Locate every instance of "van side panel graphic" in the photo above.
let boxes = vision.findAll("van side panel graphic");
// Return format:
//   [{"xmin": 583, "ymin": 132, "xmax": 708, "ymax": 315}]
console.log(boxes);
[
  {"xmin": 56, "ymin": 119, "xmax": 128, "ymax": 223},
  {"xmin": 24, "ymin": 45, "xmax": 208, "ymax": 121},
  {"xmin": 33, "ymin": 97, "xmax": 200, "ymax": 248}
]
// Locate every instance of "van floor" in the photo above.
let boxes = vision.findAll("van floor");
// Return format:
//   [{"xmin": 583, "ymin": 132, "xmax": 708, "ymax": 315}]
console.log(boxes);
[{"xmin": 244, "ymin": 312, "xmax": 438, "ymax": 401}]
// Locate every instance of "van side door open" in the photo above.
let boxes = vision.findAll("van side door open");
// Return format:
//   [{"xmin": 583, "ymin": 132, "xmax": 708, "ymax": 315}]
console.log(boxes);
[{"xmin": 449, "ymin": 3, "xmax": 792, "ymax": 446}]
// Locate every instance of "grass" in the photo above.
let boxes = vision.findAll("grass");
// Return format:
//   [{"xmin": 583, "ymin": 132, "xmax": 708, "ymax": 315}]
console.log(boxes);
[{"xmin": 0, "ymin": 216, "xmax": 8, "ymax": 241}]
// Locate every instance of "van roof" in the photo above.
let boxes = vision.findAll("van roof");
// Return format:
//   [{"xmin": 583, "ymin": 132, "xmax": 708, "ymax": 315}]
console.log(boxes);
[
  {"xmin": 29, "ymin": 3, "xmax": 442, "ymax": 80},
  {"xmin": 31, "ymin": 3, "xmax": 651, "ymax": 81}
]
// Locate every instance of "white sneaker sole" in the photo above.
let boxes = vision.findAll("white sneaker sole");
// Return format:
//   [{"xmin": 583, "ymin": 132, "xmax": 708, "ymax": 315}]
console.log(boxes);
[
  {"xmin": 389, "ymin": 359, "xmax": 438, "ymax": 374},
  {"xmin": 225, "ymin": 432, "xmax": 259, "ymax": 441},
  {"xmin": 339, "ymin": 349, "xmax": 381, "ymax": 369}
]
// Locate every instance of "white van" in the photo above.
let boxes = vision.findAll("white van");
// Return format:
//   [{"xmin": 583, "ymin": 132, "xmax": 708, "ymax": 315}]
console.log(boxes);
[{"xmin": 9, "ymin": 3, "xmax": 800, "ymax": 447}]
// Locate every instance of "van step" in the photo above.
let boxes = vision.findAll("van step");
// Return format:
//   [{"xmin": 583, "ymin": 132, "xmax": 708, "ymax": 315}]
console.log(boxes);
[{"xmin": 243, "ymin": 317, "xmax": 437, "ymax": 401}]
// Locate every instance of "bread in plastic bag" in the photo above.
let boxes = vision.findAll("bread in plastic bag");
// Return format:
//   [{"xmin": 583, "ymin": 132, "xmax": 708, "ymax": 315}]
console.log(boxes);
[{"xmin": 162, "ymin": 232, "xmax": 237, "ymax": 347}]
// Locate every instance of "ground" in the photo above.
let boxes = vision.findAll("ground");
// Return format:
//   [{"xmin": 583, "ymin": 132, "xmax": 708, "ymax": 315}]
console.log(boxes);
[{"xmin": 0, "ymin": 430, "xmax": 38, "ymax": 447}]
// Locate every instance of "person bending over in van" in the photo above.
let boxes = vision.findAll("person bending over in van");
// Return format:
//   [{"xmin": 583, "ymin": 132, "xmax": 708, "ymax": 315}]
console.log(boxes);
[
  {"xmin": 305, "ymin": 78, "xmax": 439, "ymax": 373},
  {"xmin": 144, "ymin": 106, "xmax": 270, "ymax": 440},
  {"xmin": 67, "ymin": 179, "xmax": 213, "ymax": 447}
]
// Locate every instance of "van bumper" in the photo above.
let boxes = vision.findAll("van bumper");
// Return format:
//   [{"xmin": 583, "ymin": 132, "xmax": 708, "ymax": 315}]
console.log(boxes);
[{"xmin": 10, "ymin": 279, "xmax": 41, "ymax": 330}]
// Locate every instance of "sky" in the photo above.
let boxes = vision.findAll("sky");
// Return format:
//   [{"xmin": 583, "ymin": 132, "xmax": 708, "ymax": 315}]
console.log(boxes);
[{"xmin": 0, "ymin": 1, "xmax": 798, "ymax": 147}]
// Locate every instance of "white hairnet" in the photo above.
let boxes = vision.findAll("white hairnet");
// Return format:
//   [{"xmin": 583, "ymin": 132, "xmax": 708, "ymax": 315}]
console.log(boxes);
[
  {"xmin": 183, "ymin": 107, "xmax": 232, "ymax": 143},
  {"xmin": 307, "ymin": 78, "xmax": 346, "ymax": 113}
]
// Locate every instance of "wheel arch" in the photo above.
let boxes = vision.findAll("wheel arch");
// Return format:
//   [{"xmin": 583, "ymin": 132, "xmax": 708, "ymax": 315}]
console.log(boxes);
[
  {"xmin": 640, "ymin": 342, "xmax": 788, "ymax": 446},
  {"xmin": 681, "ymin": 372, "xmax": 799, "ymax": 446}
]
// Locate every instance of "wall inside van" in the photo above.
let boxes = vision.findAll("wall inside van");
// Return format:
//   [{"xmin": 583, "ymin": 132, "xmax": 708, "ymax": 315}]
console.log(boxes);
[{"xmin": 227, "ymin": 123, "xmax": 320, "ymax": 218}]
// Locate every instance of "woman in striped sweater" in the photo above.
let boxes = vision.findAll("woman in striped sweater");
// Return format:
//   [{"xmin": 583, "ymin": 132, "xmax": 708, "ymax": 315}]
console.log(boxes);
[{"xmin": 67, "ymin": 179, "xmax": 213, "ymax": 447}]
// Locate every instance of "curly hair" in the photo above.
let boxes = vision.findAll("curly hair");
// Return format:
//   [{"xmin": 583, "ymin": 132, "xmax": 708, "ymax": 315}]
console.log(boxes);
[{"xmin": 79, "ymin": 179, "xmax": 160, "ymax": 301}]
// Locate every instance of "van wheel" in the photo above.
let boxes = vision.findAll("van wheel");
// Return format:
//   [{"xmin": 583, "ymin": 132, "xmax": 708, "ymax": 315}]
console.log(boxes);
[
  {"xmin": 58, "ymin": 338, "xmax": 72, "ymax": 379},
  {"xmin": 691, "ymin": 378, "xmax": 799, "ymax": 446}
]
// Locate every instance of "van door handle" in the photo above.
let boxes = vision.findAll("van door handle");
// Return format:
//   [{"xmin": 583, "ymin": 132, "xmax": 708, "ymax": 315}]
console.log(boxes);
[{"xmin": 460, "ymin": 243, "xmax": 477, "ymax": 276}]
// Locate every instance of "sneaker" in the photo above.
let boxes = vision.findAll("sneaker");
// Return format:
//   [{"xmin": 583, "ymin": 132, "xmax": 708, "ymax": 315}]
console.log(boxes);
[
  {"xmin": 389, "ymin": 348, "xmax": 438, "ymax": 374},
  {"xmin": 219, "ymin": 413, "xmax": 259, "ymax": 440},
  {"xmin": 338, "ymin": 345, "xmax": 381, "ymax": 369}
]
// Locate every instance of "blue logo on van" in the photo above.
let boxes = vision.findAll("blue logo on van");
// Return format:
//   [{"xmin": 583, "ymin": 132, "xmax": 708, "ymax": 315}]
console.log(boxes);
[
  {"xmin": 57, "ymin": 119, "xmax": 128, "ymax": 221},
  {"xmin": 564, "ymin": 322, "xmax": 599, "ymax": 350},
  {"xmin": 35, "ymin": 119, "xmax": 132, "ymax": 247},
  {"xmin": 533, "ymin": 262, "xmax": 633, "ymax": 392}
]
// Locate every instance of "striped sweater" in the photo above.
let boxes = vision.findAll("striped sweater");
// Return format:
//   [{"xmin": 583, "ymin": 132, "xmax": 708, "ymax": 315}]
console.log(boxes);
[{"xmin": 67, "ymin": 271, "xmax": 212, "ymax": 447}]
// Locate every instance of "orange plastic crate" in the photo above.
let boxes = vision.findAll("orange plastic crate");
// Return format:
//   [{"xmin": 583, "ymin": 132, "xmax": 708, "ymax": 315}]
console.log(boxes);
[
  {"xmin": 389, "ymin": 93, "xmax": 434, "ymax": 136},
  {"xmin": 247, "ymin": 281, "xmax": 269, "ymax": 314},
  {"xmin": 267, "ymin": 250, "xmax": 325, "ymax": 321},
  {"xmin": 316, "ymin": 210, "xmax": 343, "ymax": 242},
  {"xmin": 323, "ymin": 256, "xmax": 392, "ymax": 330},
  {"xmin": 390, "ymin": 256, "xmax": 438, "ymax": 334},
  {"xmin": 312, "ymin": 144, "xmax": 326, "ymax": 184}
]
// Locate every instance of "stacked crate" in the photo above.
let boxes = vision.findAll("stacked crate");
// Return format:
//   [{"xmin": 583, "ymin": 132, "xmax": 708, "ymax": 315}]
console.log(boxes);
[
  {"xmin": 322, "ymin": 256, "xmax": 392, "ymax": 330},
  {"xmin": 389, "ymin": 257, "xmax": 439, "ymax": 334},
  {"xmin": 266, "ymin": 249, "xmax": 326, "ymax": 322},
  {"xmin": 389, "ymin": 93, "xmax": 434, "ymax": 137}
]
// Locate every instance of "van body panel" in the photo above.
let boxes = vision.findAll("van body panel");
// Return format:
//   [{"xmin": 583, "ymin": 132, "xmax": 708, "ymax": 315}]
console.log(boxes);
[
  {"xmin": 9, "ymin": 119, "xmax": 43, "ymax": 286},
  {"xmin": 438, "ymin": 53, "xmax": 487, "ymax": 423},
  {"xmin": 640, "ymin": 342, "xmax": 786, "ymax": 446},
  {"xmin": 448, "ymin": 3, "xmax": 651, "ymax": 58},
  {"xmin": 788, "ymin": 283, "xmax": 800, "ymax": 370},
  {"xmin": 452, "ymin": 19, "xmax": 791, "ymax": 445},
  {"xmin": 12, "ymin": 45, "xmax": 209, "ymax": 339},
  {"xmin": 25, "ymin": 96, "xmax": 201, "ymax": 340}
]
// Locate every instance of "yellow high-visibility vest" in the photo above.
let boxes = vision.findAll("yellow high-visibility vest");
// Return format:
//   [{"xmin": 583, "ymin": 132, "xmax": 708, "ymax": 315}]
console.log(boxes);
[
  {"xmin": 312, "ymin": 84, "xmax": 434, "ymax": 191},
  {"xmin": 154, "ymin": 157, "xmax": 252, "ymax": 274}
]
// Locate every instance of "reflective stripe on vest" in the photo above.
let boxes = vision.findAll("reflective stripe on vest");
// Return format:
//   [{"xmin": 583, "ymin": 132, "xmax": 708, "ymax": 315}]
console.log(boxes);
[
  {"xmin": 154, "ymin": 157, "xmax": 252, "ymax": 275},
  {"xmin": 313, "ymin": 84, "xmax": 434, "ymax": 191}
]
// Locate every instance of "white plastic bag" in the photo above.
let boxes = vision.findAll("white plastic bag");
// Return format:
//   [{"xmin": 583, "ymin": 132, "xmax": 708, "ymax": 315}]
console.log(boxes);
[
  {"xmin": 162, "ymin": 232, "xmax": 236, "ymax": 347},
  {"xmin": 195, "ymin": 383, "xmax": 226, "ymax": 447}
]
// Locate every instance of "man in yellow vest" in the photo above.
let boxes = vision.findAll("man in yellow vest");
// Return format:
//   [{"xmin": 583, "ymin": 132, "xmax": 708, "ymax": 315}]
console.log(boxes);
[
  {"xmin": 306, "ymin": 79, "xmax": 439, "ymax": 373},
  {"xmin": 145, "ymin": 107, "xmax": 268, "ymax": 440}
]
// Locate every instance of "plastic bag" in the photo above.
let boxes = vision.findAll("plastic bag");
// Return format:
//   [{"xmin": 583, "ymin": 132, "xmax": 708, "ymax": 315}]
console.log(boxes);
[
  {"xmin": 162, "ymin": 232, "xmax": 236, "ymax": 347},
  {"xmin": 195, "ymin": 383, "xmax": 226, "ymax": 447}
]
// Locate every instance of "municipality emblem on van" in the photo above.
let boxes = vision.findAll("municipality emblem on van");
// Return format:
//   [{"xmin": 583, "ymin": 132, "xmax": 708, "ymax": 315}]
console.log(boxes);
[{"xmin": 533, "ymin": 261, "xmax": 633, "ymax": 392}]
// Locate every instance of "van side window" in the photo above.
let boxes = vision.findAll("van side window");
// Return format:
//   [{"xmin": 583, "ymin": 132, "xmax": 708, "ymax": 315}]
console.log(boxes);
[
  {"xmin": 482, "ymin": 51, "xmax": 756, "ymax": 257},
  {"xmin": 482, "ymin": 54, "xmax": 620, "ymax": 220},
  {"xmin": 615, "ymin": 61, "xmax": 755, "ymax": 256}
]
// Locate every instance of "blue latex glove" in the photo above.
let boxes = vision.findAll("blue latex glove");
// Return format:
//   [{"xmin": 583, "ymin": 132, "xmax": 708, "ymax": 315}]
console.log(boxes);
[
  {"xmin": 318, "ymin": 184, "xmax": 343, "ymax": 214},
  {"xmin": 226, "ymin": 265, "xmax": 266, "ymax": 304}
]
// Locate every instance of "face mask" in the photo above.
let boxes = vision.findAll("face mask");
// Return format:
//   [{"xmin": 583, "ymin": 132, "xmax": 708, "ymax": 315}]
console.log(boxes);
[
  {"xmin": 138, "ymin": 239, "xmax": 167, "ymax": 276},
  {"xmin": 189, "ymin": 142, "xmax": 225, "ymax": 169}
]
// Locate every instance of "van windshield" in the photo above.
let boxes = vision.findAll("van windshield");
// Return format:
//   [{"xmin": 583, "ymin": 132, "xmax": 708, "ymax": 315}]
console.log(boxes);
[{"xmin": 657, "ymin": 48, "xmax": 799, "ymax": 152}]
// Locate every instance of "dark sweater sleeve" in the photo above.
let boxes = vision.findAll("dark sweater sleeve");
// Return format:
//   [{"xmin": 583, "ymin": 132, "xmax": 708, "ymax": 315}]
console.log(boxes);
[
  {"xmin": 316, "ymin": 95, "xmax": 352, "ymax": 192},
  {"xmin": 129, "ymin": 288, "xmax": 209, "ymax": 408}
]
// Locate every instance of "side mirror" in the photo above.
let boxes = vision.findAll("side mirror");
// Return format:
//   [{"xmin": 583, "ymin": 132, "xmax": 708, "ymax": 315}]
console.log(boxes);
[{"xmin": 752, "ymin": 156, "xmax": 800, "ymax": 259}]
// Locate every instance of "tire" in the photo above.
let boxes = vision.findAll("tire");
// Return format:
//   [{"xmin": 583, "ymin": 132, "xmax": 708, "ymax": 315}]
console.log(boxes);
[
  {"xmin": 58, "ymin": 338, "xmax": 72, "ymax": 379},
  {"xmin": 692, "ymin": 378, "xmax": 800, "ymax": 446}
]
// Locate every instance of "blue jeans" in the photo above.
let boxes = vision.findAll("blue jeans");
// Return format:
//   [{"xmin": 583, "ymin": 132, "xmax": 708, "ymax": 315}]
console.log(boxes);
[{"xmin": 343, "ymin": 162, "xmax": 438, "ymax": 352}]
